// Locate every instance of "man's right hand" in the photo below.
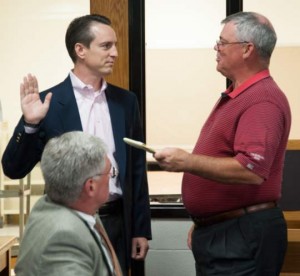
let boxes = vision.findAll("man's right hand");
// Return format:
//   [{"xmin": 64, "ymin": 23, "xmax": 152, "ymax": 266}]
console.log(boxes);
[{"xmin": 20, "ymin": 74, "xmax": 52, "ymax": 124}]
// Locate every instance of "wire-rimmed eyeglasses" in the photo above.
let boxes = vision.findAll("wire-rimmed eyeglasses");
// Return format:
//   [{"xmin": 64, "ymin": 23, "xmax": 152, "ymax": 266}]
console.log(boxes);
[
  {"xmin": 84, "ymin": 166, "xmax": 119, "ymax": 186},
  {"xmin": 95, "ymin": 166, "xmax": 118, "ymax": 179},
  {"xmin": 215, "ymin": 40, "xmax": 249, "ymax": 51}
]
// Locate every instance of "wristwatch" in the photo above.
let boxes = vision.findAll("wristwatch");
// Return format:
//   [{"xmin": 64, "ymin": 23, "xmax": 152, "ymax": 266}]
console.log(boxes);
[{"xmin": 23, "ymin": 119, "xmax": 40, "ymax": 128}]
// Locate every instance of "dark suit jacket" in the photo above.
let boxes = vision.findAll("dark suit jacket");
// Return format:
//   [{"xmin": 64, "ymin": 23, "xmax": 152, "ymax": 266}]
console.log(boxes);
[{"xmin": 2, "ymin": 76, "xmax": 152, "ymax": 259}]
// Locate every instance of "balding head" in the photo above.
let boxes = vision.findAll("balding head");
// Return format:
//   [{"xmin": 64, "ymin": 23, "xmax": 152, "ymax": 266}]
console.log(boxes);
[{"xmin": 222, "ymin": 11, "xmax": 277, "ymax": 61}]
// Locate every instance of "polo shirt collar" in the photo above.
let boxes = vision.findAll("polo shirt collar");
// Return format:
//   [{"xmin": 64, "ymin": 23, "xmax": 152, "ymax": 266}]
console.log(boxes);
[{"xmin": 223, "ymin": 69, "xmax": 270, "ymax": 99}]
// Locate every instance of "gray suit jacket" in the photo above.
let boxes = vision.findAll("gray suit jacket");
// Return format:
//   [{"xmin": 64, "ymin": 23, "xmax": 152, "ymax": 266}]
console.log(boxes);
[{"xmin": 15, "ymin": 195, "xmax": 112, "ymax": 276}]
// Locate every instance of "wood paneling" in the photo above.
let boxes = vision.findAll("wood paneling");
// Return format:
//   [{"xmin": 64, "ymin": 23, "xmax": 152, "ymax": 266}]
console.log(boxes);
[
  {"xmin": 90, "ymin": 0, "xmax": 129, "ymax": 89},
  {"xmin": 284, "ymin": 212, "xmax": 300, "ymax": 229},
  {"xmin": 287, "ymin": 140, "xmax": 300, "ymax": 150}
]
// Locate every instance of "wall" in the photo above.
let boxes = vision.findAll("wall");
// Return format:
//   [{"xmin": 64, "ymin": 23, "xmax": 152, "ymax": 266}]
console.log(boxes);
[
  {"xmin": 146, "ymin": 219, "xmax": 195, "ymax": 276},
  {"xmin": 145, "ymin": 0, "xmax": 300, "ymax": 152},
  {"xmin": 2, "ymin": 1, "xmax": 299, "ymax": 144},
  {"xmin": 0, "ymin": 0, "xmax": 89, "ymax": 135},
  {"xmin": 146, "ymin": 47, "xmax": 300, "ymax": 150},
  {"xmin": 0, "ymin": 0, "xmax": 89, "ymax": 224}
]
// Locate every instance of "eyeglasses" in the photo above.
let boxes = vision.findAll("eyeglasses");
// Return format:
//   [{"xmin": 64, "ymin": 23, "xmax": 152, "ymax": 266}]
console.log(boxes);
[
  {"xmin": 215, "ymin": 40, "xmax": 249, "ymax": 51},
  {"xmin": 83, "ymin": 166, "xmax": 119, "ymax": 186},
  {"xmin": 95, "ymin": 166, "xmax": 118, "ymax": 179}
]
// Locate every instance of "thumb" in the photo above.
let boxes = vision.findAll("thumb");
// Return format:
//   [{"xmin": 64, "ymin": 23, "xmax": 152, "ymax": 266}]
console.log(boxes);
[
  {"xmin": 131, "ymin": 243, "xmax": 137, "ymax": 258},
  {"xmin": 44, "ymin": 92, "xmax": 53, "ymax": 107}
]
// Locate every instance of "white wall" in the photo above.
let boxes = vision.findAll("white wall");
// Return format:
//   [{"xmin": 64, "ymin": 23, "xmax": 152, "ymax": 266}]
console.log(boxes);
[{"xmin": 0, "ymin": 0, "xmax": 89, "ymax": 134}]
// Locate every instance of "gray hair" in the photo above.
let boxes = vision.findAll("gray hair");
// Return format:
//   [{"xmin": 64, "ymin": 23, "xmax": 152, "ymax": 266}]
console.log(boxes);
[
  {"xmin": 41, "ymin": 131, "xmax": 107, "ymax": 205},
  {"xmin": 222, "ymin": 11, "xmax": 277, "ymax": 60}
]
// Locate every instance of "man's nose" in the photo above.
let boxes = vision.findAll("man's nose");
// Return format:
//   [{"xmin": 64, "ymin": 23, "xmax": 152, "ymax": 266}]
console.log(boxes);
[{"xmin": 111, "ymin": 45, "xmax": 118, "ymax": 57}]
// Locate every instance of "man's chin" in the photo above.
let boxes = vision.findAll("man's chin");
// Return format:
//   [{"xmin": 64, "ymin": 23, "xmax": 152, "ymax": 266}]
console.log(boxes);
[
  {"xmin": 216, "ymin": 64, "xmax": 225, "ymax": 75},
  {"xmin": 217, "ymin": 69, "xmax": 227, "ymax": 77},
  {"xmin": 99, "ymin": 70, "xmax": 113, "ymax": 77},
  {"xmin": 101, "ymin": 68, "xmax": 113, "ymax": 75}
]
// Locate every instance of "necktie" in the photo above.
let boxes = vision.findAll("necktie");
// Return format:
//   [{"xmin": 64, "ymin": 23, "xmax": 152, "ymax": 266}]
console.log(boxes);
[{"xmin": 94, "ymin": 219, "xmax": 122, "ymax": 276}]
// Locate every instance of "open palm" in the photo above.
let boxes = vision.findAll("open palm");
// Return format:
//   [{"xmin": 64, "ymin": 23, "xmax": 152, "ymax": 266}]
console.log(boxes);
[{"xmin": 20, "ymin": 74, "xmax": 52, "ymax": 124}]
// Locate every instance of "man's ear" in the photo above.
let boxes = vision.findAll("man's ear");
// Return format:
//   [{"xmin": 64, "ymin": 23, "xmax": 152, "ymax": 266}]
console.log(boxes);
[
  {"xmin": 75, "ymin": 43, "xmax": 86, "ymax": 60},
  {"xmin": 83, "ymin": 178, "xmax": 95, "ymax": 196},
  {"xmin": 243, "ymin": 42, "xmax": 254, "ymax": 57}
]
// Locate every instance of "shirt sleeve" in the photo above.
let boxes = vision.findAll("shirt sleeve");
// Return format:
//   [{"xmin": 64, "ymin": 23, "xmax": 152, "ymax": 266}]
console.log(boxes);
[{"xmin": 234, "ymin": 102, "xmax": 285, "ymax": 179}]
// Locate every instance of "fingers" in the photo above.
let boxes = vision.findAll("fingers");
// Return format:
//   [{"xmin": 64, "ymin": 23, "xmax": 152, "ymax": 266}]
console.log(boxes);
[
  {"xmin": 138, "ymin": 244, "xmax": 149, "ymax": 259},
  {"xmin": 31, "ymin": 75, "xmax": 39, "ymax": 94},
  {"xmin": 21, "ymin": 74, "xmax": 39, "ymax": 96},
  {"xmin": 132, "ymin": 245, "xmax": 147, "ymax": 260},
  {"xmin": 131, "ymin": 246, "xmax": 138, "ymax": 259},
  {"xmin": 22, "ymin": 75, "xmax": 30, "ymax": 95},
  {"xmin": 20, "ymin": 83, "xmax": 25, "ymax": 99},
  {"xmin": 131, "ymin": 238, "xmax": 149, "ymax": 260},
  {"xmin": 153, "ymin": 149, "xmax": 167, "ymax": 159}
]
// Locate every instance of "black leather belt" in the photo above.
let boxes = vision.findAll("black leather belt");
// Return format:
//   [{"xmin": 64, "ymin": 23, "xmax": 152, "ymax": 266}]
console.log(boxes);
[
  {"xmin": 192, "ymin": 201, "xmax": 277, "ymax": 227},
  {"xmin": 98, "ymin": 198, "xmax": 123, "ymax": 217}
]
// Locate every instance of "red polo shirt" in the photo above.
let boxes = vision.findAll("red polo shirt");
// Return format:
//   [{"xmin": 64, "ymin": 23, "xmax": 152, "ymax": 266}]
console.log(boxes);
[{"xmin": 182, "ymin": 70, "xmax": 291, "ymax": 217}]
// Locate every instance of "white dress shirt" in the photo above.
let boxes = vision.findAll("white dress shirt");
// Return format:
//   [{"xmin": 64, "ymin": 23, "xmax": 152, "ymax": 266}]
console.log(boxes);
[{"xmin": 70, "ymin": 71, "xmax": 122, "ymax": 200}]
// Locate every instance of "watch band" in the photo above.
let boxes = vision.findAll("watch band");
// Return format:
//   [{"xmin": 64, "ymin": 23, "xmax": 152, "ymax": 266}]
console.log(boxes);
[{"xmin": 23, "ymin": 120, "xmax": 40, "ymax": 128}]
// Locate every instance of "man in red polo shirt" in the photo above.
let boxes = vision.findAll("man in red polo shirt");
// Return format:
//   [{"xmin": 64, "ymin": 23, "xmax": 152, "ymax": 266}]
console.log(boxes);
[{"xmin": 154, "ymin": 11, "xmax": 291, "ymax": 276}]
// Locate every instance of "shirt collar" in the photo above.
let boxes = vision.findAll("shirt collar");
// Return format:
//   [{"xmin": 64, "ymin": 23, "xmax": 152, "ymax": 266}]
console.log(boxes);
[
  {"xmin": 223, "ymin": 69, "xmax": 270, "ymax": 99},
  {"xmin": 75, "ymin": 210, "xmax": 97, "ymax": 229},
  {"xmin": 69, "ymin": 71, "xmax": 108, "ymax": 94}
]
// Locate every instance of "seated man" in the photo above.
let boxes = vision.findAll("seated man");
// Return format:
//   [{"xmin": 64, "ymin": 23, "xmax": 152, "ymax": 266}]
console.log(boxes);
[{"xmin": 15, "ymin": 131, "xmax": 122, "ymax": 276}]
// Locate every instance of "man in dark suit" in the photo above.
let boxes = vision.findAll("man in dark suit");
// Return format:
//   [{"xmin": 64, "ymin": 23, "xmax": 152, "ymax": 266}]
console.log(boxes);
[
  {"xmin": 15, "ymin": 131, "xmax": 121, "ymax": 276},
  {"xmin": 2, "ymin": 14, "xmax": 151, "ymax": 275}
]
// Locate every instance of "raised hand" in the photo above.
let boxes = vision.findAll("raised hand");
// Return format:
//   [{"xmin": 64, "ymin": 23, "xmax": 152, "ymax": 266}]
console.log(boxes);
[{"xmin": 20, "ymin": 74, "xmax": 52, "ymax": 124}]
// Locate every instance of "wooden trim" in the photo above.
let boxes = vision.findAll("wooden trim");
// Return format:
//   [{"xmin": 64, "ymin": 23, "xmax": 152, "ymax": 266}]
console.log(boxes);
[
  {"xmin": 90, "ymin": 0, "xmax": 129, "ymax": 89},
  {"xmin": 287, "ymin": 140, "xmax": 300, "ymax": 150},
  {"xmin": 284, "ymin": 211, "xmax": 300, "ymax": 229},
  {"xmin": 0, "ymin": 236, "xmax": 17, "ymax": 275}
]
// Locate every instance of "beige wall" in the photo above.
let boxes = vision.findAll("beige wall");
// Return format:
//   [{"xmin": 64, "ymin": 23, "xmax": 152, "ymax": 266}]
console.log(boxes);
[
  {"xmin": 145, "ymin": 0, "xmax": 300, "ymax": 152},
  {"xmin": 146, "ymin": 48, "xmax": 224, "ymax": 149},
  {"xmin": 0, "ymin": 0, "xmax": 90, "ymax": 218},
  {"xmin": 146, "ymin": 47, "xmax": 300, "ymax": 151},
  {"xmin": 271, "ymin": 46, "xmax": 300, "ymax": 139},
  {"xmin": 1, "ymin": 0, "xmax": 299, "ymax": 144},
  {"xmin": 0, "ymin": 0, "xmax": 89, "ymax": 136},
  {"xmin": 0, "ymin": 0, "xmax": 299, "ymax": 201}
]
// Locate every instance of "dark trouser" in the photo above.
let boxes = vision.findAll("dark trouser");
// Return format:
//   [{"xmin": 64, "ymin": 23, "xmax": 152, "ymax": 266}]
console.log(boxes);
[
  {"xmin": 192, "ymin": 207, "xmax": 287, "ymax": 276},
  {"xmin": 100, "ymin": 199, "xmax": 128, "ymax": 276}
]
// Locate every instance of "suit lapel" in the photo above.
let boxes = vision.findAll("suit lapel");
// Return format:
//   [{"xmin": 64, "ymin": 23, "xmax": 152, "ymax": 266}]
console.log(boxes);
[
  {"xmin": 78, "ymin": 215, "xmax": 114, "ymax": 276},
  {"xmin": 55, "ymin": 76, "xmax": 83, "ymax": 132}
]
